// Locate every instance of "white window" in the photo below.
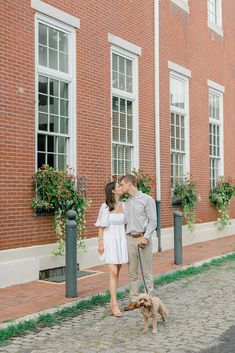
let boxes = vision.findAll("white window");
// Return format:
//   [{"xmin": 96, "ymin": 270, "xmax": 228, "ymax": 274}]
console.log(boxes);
[
  {"xmin": 209, "ymin": 86, "xmax": 224, "ymax": 188},
  {"xmin": 111, "ymin": 46, "xmax": 139, "ymax": 177},
  {"xmin": 35, "ymin": 14, "xmax": 76, "ymax": 170},
  {"xmin": 170, "ymin": 72, "xmax": 190, "ymax": 187},
  {"xmin": 207, "ymin": 0, "xmax": 223, "ymax": 36}
]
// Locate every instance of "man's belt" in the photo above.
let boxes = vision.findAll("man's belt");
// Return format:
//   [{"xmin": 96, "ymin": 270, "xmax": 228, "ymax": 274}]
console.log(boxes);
[{"xmin": 127, "ymin": 232, "xmax": 144, "ymax": 238}]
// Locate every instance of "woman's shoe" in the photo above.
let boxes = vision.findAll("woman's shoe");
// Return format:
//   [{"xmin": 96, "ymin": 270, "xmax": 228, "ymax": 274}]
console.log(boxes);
[{"xmin": 110, "ymin": 303, "xmax": 123, "ymax": 317}]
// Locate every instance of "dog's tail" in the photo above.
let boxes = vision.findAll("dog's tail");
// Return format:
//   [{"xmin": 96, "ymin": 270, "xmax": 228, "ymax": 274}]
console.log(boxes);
[{"xmin": 159, "ymin": 299, "xmax": 169, "ymax": 323}]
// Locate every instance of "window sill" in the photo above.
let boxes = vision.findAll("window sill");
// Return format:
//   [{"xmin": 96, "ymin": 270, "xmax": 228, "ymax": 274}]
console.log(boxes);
[
  {"xmin": 170, "ymin": 0, "xmax": 189, "ymax": 14},
  {"xmin": 208, "ymin": 21, "xmax": 224, "ymax": 37}
]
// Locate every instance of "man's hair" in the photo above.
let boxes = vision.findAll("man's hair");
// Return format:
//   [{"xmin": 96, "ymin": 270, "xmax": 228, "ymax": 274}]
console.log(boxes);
[{"xmin": 120, "ymin": 174, "xmax": 137, "ymax": 187}]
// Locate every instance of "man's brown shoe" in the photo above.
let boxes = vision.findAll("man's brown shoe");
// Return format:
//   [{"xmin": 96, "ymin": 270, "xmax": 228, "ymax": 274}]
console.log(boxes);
[{"xmin": 124, "ymin": 302, "xmax": 138, "ymax": 311}]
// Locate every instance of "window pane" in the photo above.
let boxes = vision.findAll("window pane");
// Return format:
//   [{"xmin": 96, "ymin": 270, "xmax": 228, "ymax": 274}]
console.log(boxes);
[
  {"xmin": 50, "ymin": 79, "xmax": 59, "ymax": 97},
  {"xmin": 37, "ymin": 153, "xmax": 46, "ymax": 168},
  {"xmin": 112, "ymin": 112, "xmax": 119, "ymax": 127},
  {"xmin": 48, "ymin": 135, "xmax": 56, "ymax": 152},
  {"xmin": 49, "ymin": 28, "xmax": 57, "ymax": 49},
  {"xmin": 119, "ymin": 73, "xmax": 125, "ymax": 90},
  {"xmin": 39, "ymin": 95, "xmax": 48, "ymax": 113},
  {"xmin": 60, "ymin": 82, "xmax": 68, "ymax": 99},
  {"xmin": 47, "ymin": 154, "xmax": 55, "ymax": 168},
  {"xmin": 58, "ymin": 155, "xmax": 66, "ymax": 170},
  {"xmin": 49, "ymin": 49, "xmax": 58, "ymax": 70},
  {"xmin": 59, "ymin": 52, "xmax": 68, "ymax": 73},
  {"xmin": 60, "ymin": 117, "xmax": 68, "ymax": 134},
  {"xmin": 58, "ymin": 137, "xmax": 66, "ymax": 153},
  {"xmin": 59, "ymin": 32, "xmax": 68, "ymax": 53},
  {"xmin": 112, "ymin": 53, "xmax": 118, "ymax": 71},
  {"xmin": 119, "ymin": 56, "xmax": 125, "ymax": 74},
  {"xmin": 112, "ymin": 71, "xmax": 118, "ymax": 89},
  {"xmin": 49, "ymin": 97, "xmax": 59, "ymax": 114},
  {"xmin": 38, "ymin": 134, "xmax": 46, "ymax": 152},
  {"xmin": 60, "ymin": 99, "xmax": 68, "ymax": 117},
  {"xmin": 39, "ymin": 113, "xmax": 48, "ymax": 131},
  {"xmin": 39, "ymin": 23, "xmax": 47, "ymax": 45},
  {"xmin": 39, "ymin": 76, "xmax": 48, "ymax": 94},
  {"xmin": 49, "ymin": 115, "xmax": 59, "ymax": 133},
  {"xmin": 120, "ymin": 113, "xmax": 126, "ymax": 128},
  {"xmin": 126, "ymin": 59, "xmax": 132, "ymax": 76},
  {"xmin": 112, "ymin": 96, "xmax": 119, "ymax": 111},
  {"xmin": 39, "ymin": 45, "xmax": 47, "ymax": 66}
]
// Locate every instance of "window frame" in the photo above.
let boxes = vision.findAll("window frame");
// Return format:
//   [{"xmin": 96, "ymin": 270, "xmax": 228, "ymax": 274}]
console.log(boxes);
[
  {"xmin": 35, "ymin": 13, "xmax": 76, "ymax": 171},
  {"xmin": 110, "ymin": 45, "xmax": 139, "ymax": 177},
  {"xmin": 207, "ymin": 0, "xmax": 223, "ymax": 37},
  {"xmin": 169, "ymin": 69, "xmax": 190, "ymax": 188},
  {"xmin": 208, "ymin": 83, "xmax": 224, "ymax": 188}
]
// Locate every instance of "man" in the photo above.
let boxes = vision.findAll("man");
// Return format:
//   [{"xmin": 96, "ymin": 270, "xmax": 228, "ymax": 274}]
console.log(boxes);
[{"xmin": 120, "ymin": 174, "xmax": 157, "ymax": 311}]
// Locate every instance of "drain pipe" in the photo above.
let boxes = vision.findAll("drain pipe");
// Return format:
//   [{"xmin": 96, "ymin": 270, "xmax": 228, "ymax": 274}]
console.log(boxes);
[{"xmin": 154, "ymin": 0, "xmax": 162, "ymax": 252}]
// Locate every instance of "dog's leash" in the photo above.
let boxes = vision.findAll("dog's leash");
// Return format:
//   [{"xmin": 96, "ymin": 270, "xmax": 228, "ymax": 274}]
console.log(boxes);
[{"xmin": 137, "ymin": 244, "xmax": 149, "ymax": 294}]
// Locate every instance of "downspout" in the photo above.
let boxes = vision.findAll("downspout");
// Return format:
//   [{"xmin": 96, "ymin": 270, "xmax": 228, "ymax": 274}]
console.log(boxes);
[{"xmin": 154, "ymin": 0, "xmax": 162, "ymax": 251}]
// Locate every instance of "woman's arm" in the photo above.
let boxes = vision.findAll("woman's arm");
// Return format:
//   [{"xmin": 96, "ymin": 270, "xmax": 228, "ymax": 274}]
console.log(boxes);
[{"xmin": 98, "ymin": 227, "xmax": 104, "ymax": 255}]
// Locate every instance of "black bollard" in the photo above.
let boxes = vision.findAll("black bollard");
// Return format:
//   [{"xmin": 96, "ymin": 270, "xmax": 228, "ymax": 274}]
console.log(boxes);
[
  {"xmin": 65, "ymin": 209, "xmax": 78, "ymax": 298},
  {"xmin": 173, "ymin": 210, "xmax": 182, "ymax": 265}
]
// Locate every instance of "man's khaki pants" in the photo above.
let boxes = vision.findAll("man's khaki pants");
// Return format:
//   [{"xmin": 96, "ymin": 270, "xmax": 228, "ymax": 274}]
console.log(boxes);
[{"xmin": 126, "ymin": 235, "xmax": 153, "ymax": 302}]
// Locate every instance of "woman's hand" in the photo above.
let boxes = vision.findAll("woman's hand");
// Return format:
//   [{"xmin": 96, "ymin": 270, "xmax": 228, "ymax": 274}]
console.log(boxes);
[{"xmin": 98, "ymin": 239, "xmax": 104, "ymax": 255}]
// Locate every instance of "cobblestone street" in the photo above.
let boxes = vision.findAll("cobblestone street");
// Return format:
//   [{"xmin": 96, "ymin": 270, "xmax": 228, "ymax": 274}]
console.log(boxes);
[{"xmin": 1, "ymin": 261, "xmax": 235, "ymax": 353}]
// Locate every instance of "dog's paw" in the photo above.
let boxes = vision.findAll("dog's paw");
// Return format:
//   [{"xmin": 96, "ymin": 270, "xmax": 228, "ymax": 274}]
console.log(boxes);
[
  {"xmin": 152, "ymin": 329, "xmax": 157, "ymax": 334},
  {"xmin": 143, "ymin": 329, "xmax": 148, "ymax": 334}
]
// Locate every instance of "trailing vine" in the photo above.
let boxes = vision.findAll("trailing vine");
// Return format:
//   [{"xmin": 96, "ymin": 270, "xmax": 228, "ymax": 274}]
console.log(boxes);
[
  {"xmin": 32, "ymin": 165, "xmax": 90, "ymax": 255},
  {"xmin": 209, "ymin": 177, "xmax": 235, "ymax": 230},
  {"xmin": 172, "ymin": 175, "xmax": 199, "ymax": 231}
]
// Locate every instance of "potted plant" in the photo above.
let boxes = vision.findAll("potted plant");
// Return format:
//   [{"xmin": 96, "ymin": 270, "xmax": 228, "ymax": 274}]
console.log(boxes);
[
  {"xmin": 209, "ymin": 177, "xmax": 235, "ymax": 229},
  {"xmin": 32, "ymin": 165, "xmax": 90, "ymax": 255},
  {"xmin": 172, "ymin": 175, "xmax": 199, "ymax": 231}
]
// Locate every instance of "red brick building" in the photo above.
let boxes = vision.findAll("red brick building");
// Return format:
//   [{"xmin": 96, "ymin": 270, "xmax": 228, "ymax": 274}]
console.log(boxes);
[{"xmin": 1, "ymin": 0, "xmax": 235, "ymax": 287}]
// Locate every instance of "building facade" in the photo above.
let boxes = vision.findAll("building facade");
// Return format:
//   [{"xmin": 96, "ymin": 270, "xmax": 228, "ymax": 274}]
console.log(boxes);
[{"xmin": 1, "ymin": 0, "xmax": 235, "ymax": 287}]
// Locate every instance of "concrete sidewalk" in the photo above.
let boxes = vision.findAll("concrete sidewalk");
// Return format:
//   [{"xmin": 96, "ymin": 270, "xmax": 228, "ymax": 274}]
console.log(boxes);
[{"xmin": 0, "ymin": 234, "xmax": 235, "ymax": 325}]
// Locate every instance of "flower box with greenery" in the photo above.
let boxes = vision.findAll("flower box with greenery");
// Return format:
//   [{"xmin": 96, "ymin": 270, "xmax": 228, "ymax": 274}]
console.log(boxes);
[
  {"xmin": 113, "ymin": 169, "xmax": 156, "ymax": 201},
  {"xmin": 172, "ymin": 175, "xmax": 199, "ymax": 231},
  {"xmin": 209, "ymin": 177, "xmax": 235, "ymax": 230},
  {"xmin": 32, "ymin": 165, "xmax": 90, "ymax": 255}
]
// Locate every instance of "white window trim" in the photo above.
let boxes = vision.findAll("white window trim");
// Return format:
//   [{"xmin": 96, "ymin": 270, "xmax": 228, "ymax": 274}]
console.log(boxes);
[
  {"xmin": 170, "ymin": 0, "xmax": 189, "ymax": 13},
  {"xmin": 110, "ymin": 43, "xmax": 140, "ymax": 174},
  {"xmin": 168, "ymin": 61, "xmax": 191, "ymax": 78},
  {"xmin": 108, "ymin": 33, "xmax": 141, "ymax": 56},
  {"xmin": 208, "ymin": 84, "xmax": 224, "ymax": 178},
  {"xmin": 207, "ymin": 79, "xmax": 225, "ymax": 93},
  {"xmin": 207, "ymin": 0, "xmax": 223, "ymax": 37},
  {"xmin": 31, "ymin": 0, "xmax": 80, "ymax": 28},
  {"xmin": 169, "ymin": 70, "xmax": 190, "ymax": 178},
  {"xmin": 35, "ymin": 12, "xmax": 77, "ymax": 171}
]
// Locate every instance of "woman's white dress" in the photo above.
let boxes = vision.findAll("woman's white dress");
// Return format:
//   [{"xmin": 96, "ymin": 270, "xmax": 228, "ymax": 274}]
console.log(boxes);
[{"xmin": 95, "ymin": 203, "xmax": 128, "ymax": 264}]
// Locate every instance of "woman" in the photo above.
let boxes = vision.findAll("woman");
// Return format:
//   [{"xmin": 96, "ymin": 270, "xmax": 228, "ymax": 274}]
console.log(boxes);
[{"xmin": 95, "ymin": 181, "xmax": 128, "ymax": 317}]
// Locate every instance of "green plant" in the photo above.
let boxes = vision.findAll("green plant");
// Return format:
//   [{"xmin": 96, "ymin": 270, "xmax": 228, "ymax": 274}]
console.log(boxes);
[
  {"xmin": 32, "ymin": 165, "xmax": 90, "ymax": 255},
  {"xmin": 115, "ymin": 169, "xmax": 156, "ymax": 201},
  {"xmin": 172, "ymin": 175, "xmax": 199, "ymax": 230},
  {"xmin": 209, "ymin": 177, "xmax": 235, "ymax": 229}
]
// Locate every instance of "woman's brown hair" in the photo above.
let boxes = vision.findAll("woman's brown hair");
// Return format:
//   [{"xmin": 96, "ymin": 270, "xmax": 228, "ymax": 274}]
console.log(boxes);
[{"xmin": 105, "ymin": 181, "xmax": 116, "ymax": 211}]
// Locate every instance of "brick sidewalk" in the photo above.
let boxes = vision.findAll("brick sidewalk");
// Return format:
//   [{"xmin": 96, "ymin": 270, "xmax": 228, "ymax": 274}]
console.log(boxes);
[{"xmin": 0, "ymin": 235, "xmax": 235, "ymax": 324}]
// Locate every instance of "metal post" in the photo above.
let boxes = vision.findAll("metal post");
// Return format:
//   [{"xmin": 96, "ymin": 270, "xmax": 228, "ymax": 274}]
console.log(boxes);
[
  {"xmin": 65, "ymin": 209, "xmax": 78, "ymax": 298},
  {"xmin": 173, "ymin": 210, "xmax": 182, "ymax": 265},
  {"xmin": 156, "ymin": 200, "xmax": 162, "ymax": 252}
]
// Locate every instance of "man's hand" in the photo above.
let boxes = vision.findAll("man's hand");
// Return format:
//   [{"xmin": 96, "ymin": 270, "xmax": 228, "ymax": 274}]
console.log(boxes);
[{"xmin": 139, "ymin": 237, "xmax": 148, "ymax": 248}]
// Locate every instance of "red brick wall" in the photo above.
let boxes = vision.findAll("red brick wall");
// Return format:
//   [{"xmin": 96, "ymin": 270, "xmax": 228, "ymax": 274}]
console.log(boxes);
[
  {"xmin": 0, "ymin": 0, "xmax": 155, "ymax": 249},
  {"xmin": 159, "ymin": 0, "xmax": 235, "ymax": 228}
]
